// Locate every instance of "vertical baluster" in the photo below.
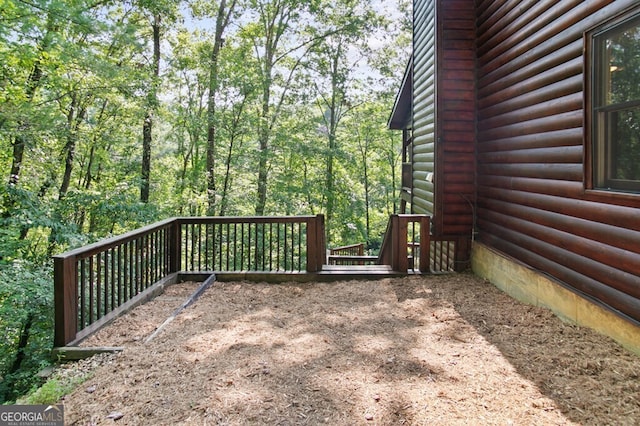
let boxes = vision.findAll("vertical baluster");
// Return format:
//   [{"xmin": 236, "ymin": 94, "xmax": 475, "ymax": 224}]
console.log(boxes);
[
  {"xmin": 110, "ymin": 248, "xmax": 116, "ymax": 307},
  {"xmin": 167, "ymin": 226, "xmax": 171, "ymax": 274},
  {"xmin": 204, "ymin": 223, "xmax": 210, "ymax": 270},
  {"xmin": 152, "ymin": 231, "xmax": 157, "ymax": 282},
  {"xmin": 79, "ymin": 258, "xmax": 86, "ymax": 328},
  {"xmin": 142, "ymin": 236, "xmax": 147, "ymax": 290},
  {"xmin": 247, "ymin": 223, "xmax": 252, "ymax": 271},
  {"xmin": 233, "ymin": 223, "xmax": 238, "ymax": 271},
  {"xmin": 103, "ymin": 250, "xmax": 110, "ymax": 313},
  {"xmin": 148, "ymin": 234, "xmax": 153, "ymax": 286},
  {"xmin": 224, "ymin": 222, "xmax": 231, "ymax": 271},
  {"xmin": 149, "ymin": 233, "xmax": 154, "ymax": 284},
  {"xmin": 276, "ymin": 223, "xmax": 281, "ymax": 271},
  {"xmin": 87, "ymin": 256, "xmax": 94, "ymax": 324},
  {"xmin": 197, "ymin": 223, "xmax": 202, "ymax": 272},
  {"xmin": 140, "ymin": 236, "xmax": 145, "ymax": 290},
  {"xmin": 283, "ymin": 222, "xmax": 288, "ymax": 271},
  {"xmin": 262, "ymin": 222, "xmax": 266, "ymax": 270},
  {"xmin": 140, "ymin": 237, "xmax": 145, "ymax": 293},
  {"xmin": 125, "ymin": 241, "xmax": 131, "ymax": 300},
  {"xmin": 187, "ymin": 223, "xmax": 192, "ymax": 271},
  {"xmin": 132, "ymin": 239, "xmax": 138, "ymax": 296},
  {"xmin": 253, "ymin": 223, "xmax": 261, "ymax": 271},
  {"xmin": 156, "ymin": 229, "xmax": 165, "ymax": 281},
  {"xmin": 240, "ymin": 222, "xmax": 244, "ymax": 271},
  {"xmin": 298, "ymin": 222, "xmax": 302, "ymax": 271},
  {"xmin": 268, "ymin": 223, "xmax": 273, "ymax": 270},
  {"xmin": 96, "ymin": 253, "xmax": 102, "ymax": 320},
  {"xmin": 182, "ymin": 225, "xmax": 186, "ymax": 272},
  {"xmin": 158, "ymin": 229, "xmax": 164, "ymax": 276},
  {"xmin": 167, "ymin": 226, "xmax": 172, "ymax": 273},
  {"xmin": 411, "ymin": 220, "xmax": 415, "ymax": 272},
  {"xmin": 213, "ymin": 222, "xmax": 217, "ymax": 270},
  {"xmin": 117, "ymin": 245, "xmax": 123, "ymax": 305},
  {"xmin": 292, "ymin": 222, "xmax": 296, "ymax": 271},
  {"xmin": 216, "ymin": 222, "xmax": 221, "ymax": 271}
]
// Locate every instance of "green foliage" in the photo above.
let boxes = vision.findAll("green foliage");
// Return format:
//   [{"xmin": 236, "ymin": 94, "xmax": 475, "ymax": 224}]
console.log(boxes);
[
  {"xmin": 0, "ymin": 0, "xmax": 410, "ymax": 401},
  {"xmin": 0, "ymin": 262, "xmax": 54, "ymax": 404},
  {"xmin": 17, "ymin": 372, "xmax": 90, "ymax": 405}
]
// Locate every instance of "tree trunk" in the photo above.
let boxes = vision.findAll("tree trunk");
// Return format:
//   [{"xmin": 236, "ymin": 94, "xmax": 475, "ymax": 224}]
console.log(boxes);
[
  {"xmin": 141, "ymin": 113, "xmax": 152, "ymax": 202},
  {"xmin": 59, "ymin": 95, "xmax": 86, "ymax": 200},
  {"xmin": 323, "ymin": 41, "xmax": 343, "ymax": 246},
  {"xmin": 255, "ymin": 86, "xmax": 270, "ymax": 216},
  {"xmin": 206, "ymin": 0, "xmax": 237, "ymax": 216},
  {"xmin": 141, "ymin": 14, "xmax": 161, "ymax": 203},
  {"xmin": 8, "ymin": 136, "xmax": 25, "ymax": 187}
]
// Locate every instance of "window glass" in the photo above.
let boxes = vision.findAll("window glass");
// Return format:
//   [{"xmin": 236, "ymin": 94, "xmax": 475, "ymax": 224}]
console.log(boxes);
[{"xmin": 592, "ymin": 14, "xmax": 640, "ymax": 192}]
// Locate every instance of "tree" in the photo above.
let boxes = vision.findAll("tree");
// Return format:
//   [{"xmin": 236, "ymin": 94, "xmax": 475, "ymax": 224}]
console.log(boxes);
[
  {"xmin": 203, "ymin": 0, "xmax": 238, "ymax": 215},
  {"xmin": 138, "ymin": 0, "xmax": 180, "ymax": 203},
  {"xmin": 303, "ymin": 0, "xmax": 381, "ymax": 245},
  {"xmin": 242, "ymin": 0, "xmax": 333, "ymax": 215}
]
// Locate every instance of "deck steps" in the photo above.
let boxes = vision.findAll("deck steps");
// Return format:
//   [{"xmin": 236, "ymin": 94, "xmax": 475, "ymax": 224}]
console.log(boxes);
[{"xmin": 316, "ymin": 264, "xmax": 406, "ymax": 279}]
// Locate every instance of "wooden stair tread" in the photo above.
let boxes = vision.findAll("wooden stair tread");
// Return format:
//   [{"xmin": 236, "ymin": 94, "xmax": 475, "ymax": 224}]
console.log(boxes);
[{"xmin": 317, "ymin": 265, "xmax": 405, "ymax": 277}]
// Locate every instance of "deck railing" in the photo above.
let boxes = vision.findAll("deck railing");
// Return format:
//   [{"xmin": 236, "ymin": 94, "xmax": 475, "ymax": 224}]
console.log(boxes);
[
  {"xmin": 53, "ymin": 215, "xmax": 325, "ymax": 346},
  {"xmin": 327, "ymin": 243, "xmax": 378, "ymax": 265},
  {"xmin": 378, "ymin": 214, "xmax": 431, "ymax": 273}
]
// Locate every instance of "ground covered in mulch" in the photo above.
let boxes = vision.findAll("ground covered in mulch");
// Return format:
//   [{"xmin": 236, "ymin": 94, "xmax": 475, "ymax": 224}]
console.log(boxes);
[{"xmin": 62, "ymin": 273, "xmax": 640, "ymax": 425}]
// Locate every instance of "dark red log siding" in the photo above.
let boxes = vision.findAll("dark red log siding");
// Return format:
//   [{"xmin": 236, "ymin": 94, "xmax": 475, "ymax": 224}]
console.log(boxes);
[
  {"xmin": 475, "ymin": 0, "xmax": 640, "ymax": 322},
  {"xmin": 437, "ymin": 0, "xmax": 476, "ymax": 237}
]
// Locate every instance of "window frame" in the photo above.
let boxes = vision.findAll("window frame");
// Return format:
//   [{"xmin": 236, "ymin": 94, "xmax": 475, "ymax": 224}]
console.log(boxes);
[{"xmin": 585, "ymin": 7, "xmax": 640, "ymax": 195}]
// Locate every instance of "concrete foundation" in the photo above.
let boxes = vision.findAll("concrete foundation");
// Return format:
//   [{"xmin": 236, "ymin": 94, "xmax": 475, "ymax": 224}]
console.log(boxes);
[{"xmin": 471, "ymin": 241, "xmax": 640, "ymax": 356}]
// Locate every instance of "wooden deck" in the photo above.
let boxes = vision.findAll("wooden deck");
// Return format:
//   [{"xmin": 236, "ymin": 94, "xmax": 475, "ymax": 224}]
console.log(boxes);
[
  {"xmin": 53, "ymin": 214, "xmax": 432, "ymax": 346},
  {"xmin": 200, "ymin": 265, "xmax": 409, "ymax": 284}
]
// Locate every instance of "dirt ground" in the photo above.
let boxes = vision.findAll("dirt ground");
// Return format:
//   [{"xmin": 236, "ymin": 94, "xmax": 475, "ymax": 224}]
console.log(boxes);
[{"xmin": 61, "ymin": 273, "xmax": 640, "ymax": 425}]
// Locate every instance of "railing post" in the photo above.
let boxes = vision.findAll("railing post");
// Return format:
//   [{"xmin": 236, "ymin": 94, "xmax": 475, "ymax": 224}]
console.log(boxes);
[
  {"xmin": 391, "ymin": 215, "xmax": 408, "ymax": 272},
  {"xmin": 317, "ymin": 214, "xmax": 326, "ymax": 268},
  {"xmin": 392, "ymin": 215, "xmax": 409, "ymax": 272},
  {"xmin": 306, "ymin": 214, "xmax": 326, "ymax": 272},
  {"xmin": 54, "ymin": 255, "xmax": 78, "ymax": 347},
  {"xmin": 169, "ymin": 219, "xmax": 181, "ymax": 273},
  {"xmin": 419, "ymin": 215, "xmax": 431, "ymax": 273}
]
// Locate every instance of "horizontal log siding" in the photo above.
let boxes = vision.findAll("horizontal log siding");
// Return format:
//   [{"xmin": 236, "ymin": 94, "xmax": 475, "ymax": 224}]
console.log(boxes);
[
  {"xmin": 412, "ymin": 0, "xmax": 436, "ymax": 215},
  {"xmin": 476, "ymin": 0, "xmax": 640, "ymax": 322},
  {"xmin": 438, "ymin": 0, "xmax": 476, "ymax": 237}
]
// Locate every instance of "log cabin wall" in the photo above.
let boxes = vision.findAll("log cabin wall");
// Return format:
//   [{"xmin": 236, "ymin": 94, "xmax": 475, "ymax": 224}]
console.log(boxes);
[
  {"xmin": 475, "ymin": 0, "xmax": 640, "ymax": 323},
  {"xmin": 411, "ymin": 0, "xmax": 476, "ymax": 268},
  {"xmin": 412, "ymin": 0, "xmax": 437, "ymax": 216},
  {"xmin": 437, "ymin": 0, "xmax": 476, "ymax": 237}
]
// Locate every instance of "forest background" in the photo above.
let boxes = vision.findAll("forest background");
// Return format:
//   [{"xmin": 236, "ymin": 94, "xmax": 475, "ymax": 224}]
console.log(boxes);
[{"xmin": 0, "ymin": 0, "xmax": 411, "ymax": 403}]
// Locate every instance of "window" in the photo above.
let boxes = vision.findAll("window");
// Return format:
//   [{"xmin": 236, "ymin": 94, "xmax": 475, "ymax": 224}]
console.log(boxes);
[{"xmin": 591, "ymin": 11, "xmax": 640, "ymax": 193}]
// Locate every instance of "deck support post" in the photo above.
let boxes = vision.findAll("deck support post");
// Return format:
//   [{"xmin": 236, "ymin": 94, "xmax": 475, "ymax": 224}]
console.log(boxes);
[
  {"xmin": 306, "ymin": 214, "xmax": 326, "ymax": 272},
  {"xmin": 419, "ymin": 215, "xmax": 431, "ymax": 273},
  {"xmin": 391, "ymin": 215, "xmax": 409, "ymax": 273},
  {"xmin": 169, "ymin": 219, "xmax": 181, "ymax": 273},
  {"xmin": 54, "ymin": 254, "xmax": 78, "ymax": 346}
]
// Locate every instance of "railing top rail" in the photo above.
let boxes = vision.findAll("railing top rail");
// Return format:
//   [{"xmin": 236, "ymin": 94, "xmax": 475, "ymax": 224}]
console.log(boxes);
[
  {"xmin": 175, "ymin": 215, "xmax": 319, "ymax": 224},
  {"xmin": 53, "ymin": 215, "xmax": 324, "ymax": 261},
  {"xmin": 53, "ymin": 217, "xmax": 176, "ymax": 260},
  {"xmin": 396, "ymin": 214, "xmax": 430, "ymax": 220},
  {"xmin": 330, "ymin": 243, "xmax": 364, "ymax": 251}
]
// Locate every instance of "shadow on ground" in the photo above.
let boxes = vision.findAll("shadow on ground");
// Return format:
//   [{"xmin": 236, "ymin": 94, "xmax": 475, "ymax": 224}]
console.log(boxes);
[
  {"xmin": 390, "ymin": 272, "xmax": 640, "ymax": 425},
  {"xmin": 64, "ymin": 274, "xmax": 640, "ymax": 425}
]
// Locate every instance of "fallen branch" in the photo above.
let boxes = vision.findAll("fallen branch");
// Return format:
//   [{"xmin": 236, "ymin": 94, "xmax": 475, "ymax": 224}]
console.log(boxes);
[{"xmin": 144, "ymin": 274, "xmax": 216, "ymax": 343}]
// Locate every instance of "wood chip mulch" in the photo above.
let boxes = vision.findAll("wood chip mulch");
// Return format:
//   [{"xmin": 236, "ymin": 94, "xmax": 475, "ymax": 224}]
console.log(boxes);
[{"xmin": 62, "ymin": 273, "xmax": 640, "ymax": 425}]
